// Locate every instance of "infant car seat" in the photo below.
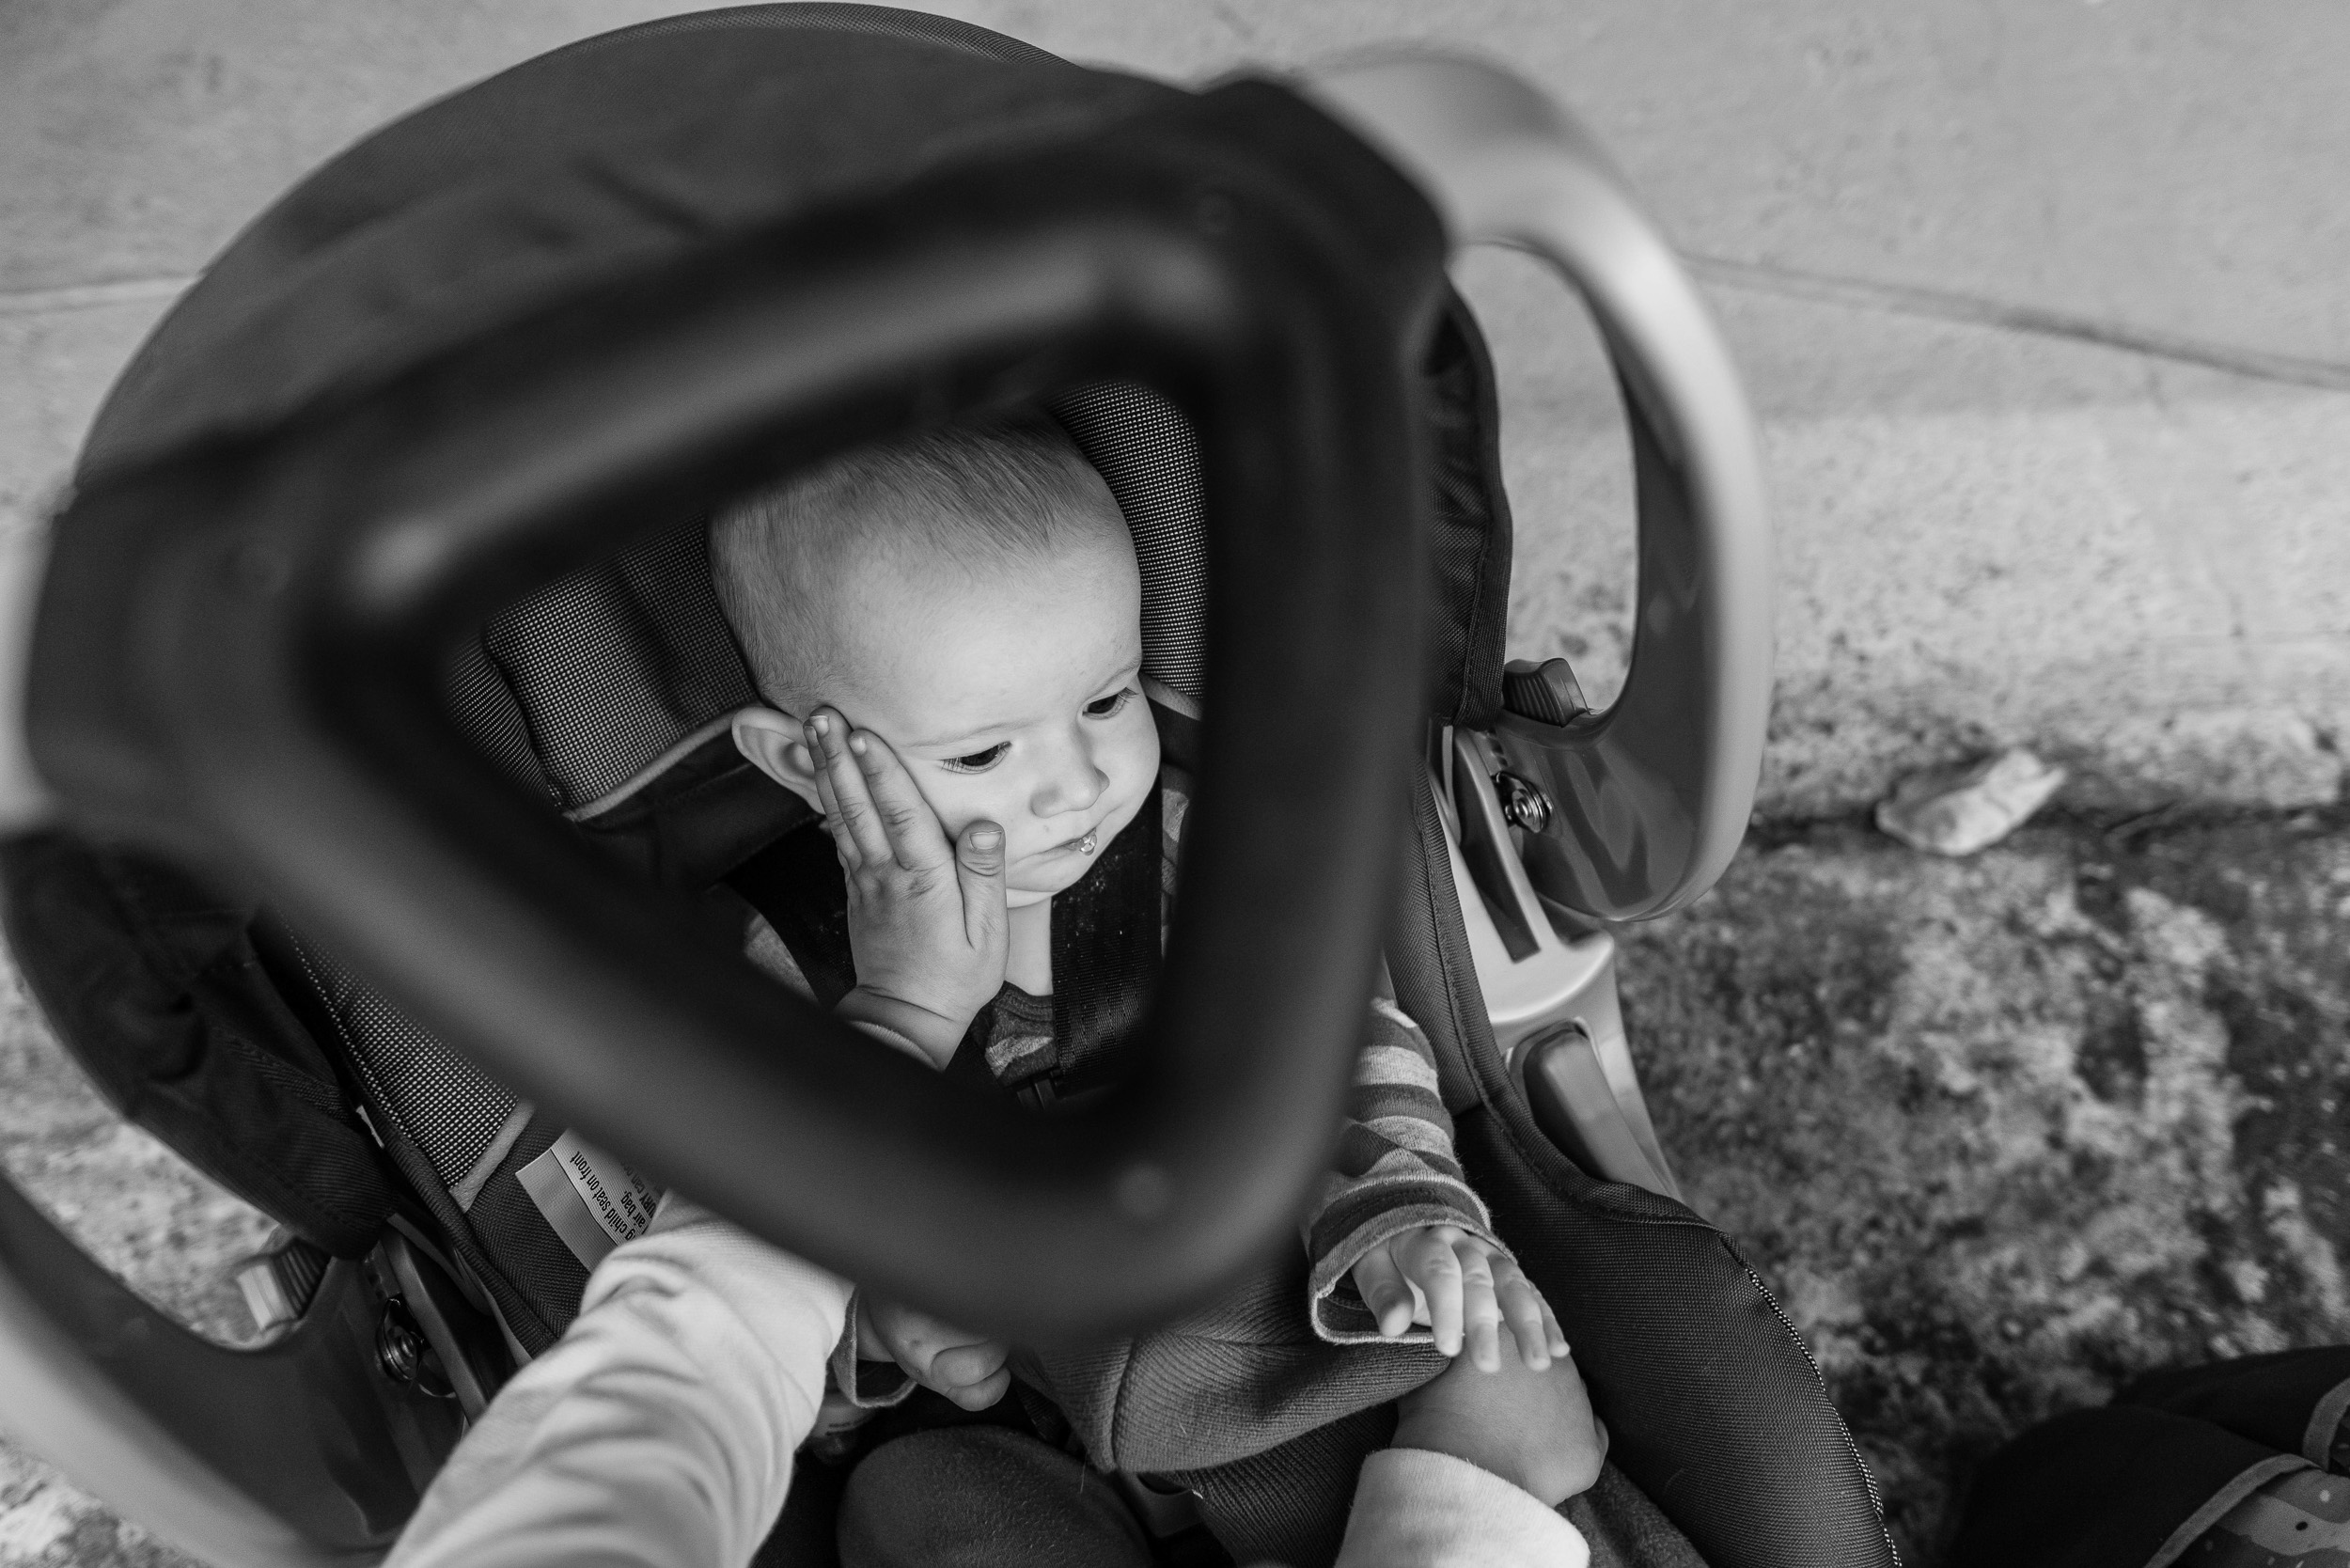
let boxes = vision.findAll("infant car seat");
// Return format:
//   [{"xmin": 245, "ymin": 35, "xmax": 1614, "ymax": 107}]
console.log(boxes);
[{"xmin": 0, "ymin": 8, "xmax": 1894, "ymax": 1567}]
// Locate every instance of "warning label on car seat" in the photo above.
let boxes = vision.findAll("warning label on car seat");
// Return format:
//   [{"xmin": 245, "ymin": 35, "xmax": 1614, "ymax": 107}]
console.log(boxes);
[{"xmin": 518, "ymin": 1131, "xmax": 665, "ymax": 1269}]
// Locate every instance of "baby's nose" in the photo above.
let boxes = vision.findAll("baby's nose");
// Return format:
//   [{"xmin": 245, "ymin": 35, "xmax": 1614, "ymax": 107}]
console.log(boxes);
[{"xmin": 1033, "ymin": 748, "xmax": 1107, "ymax": 818}]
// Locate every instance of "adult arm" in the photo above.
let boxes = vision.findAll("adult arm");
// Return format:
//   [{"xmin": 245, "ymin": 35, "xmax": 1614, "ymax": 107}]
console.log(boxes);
[
  {"xmin": 385, "ymin": 1194, "xmax": 848, "ymax": 1568},
  {"xmin": 1329, "ymin": 1449, "xmax": 1591, "ymax": 1568},
  {"xmin": 1324, "ymin": 1322, "xmax": 1603, "ymax": 1568}
]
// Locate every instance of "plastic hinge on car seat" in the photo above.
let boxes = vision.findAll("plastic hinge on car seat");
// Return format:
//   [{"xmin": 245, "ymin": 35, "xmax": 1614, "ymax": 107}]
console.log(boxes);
[
  {"xmin": 1499, "ymin": 656, "xmax": 1588, "ymax": 729},
  {"xmin": 1435, "ymin": 726, "xmax": 1682, "ymax": 1202},
  {"xmin": 231, "ymin": 1231, "xmax": 331, "ymax": 1335}
]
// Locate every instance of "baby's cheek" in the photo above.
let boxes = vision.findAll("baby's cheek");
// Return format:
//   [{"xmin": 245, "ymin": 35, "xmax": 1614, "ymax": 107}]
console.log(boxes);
[
  {"xmin": 1109, "ymin": 709, "xmax": 1162, "ymax": 798},
  {"xmin": 911, "ymin": 771, "xmax": 990, "ymax": 842}
]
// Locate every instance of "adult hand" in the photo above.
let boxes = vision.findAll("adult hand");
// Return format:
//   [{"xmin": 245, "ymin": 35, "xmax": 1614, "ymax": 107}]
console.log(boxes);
[
  {"xmin": 1351, "ymin": 1225, "xmax": 1568, "ymax": 1372},
  {"xmin": 857, "ymin": 1296, "xmax": 1012, "ymax": 1412},
  {"xmin": 803, "ymin": 707, "xmax": 1008, "ymax": 1046},
  {"xmin": 1392, "ymin": 1325, "xmax": 1607, "ymax": 1507}
]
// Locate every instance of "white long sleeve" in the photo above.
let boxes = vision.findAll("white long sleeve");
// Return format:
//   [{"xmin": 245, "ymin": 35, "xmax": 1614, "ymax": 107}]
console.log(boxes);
[
  {"xmin": 1331, "ymin": 1449, "xmax": 1591, "ymax": 1568},
  {"xmin": 386, "ymin": 1195, "xmax": 847, "ymax": 1568}
]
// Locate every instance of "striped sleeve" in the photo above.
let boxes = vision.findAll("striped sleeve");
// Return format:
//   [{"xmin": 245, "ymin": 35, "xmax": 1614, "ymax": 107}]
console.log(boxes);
[
  {"xmin": 1157, "ymin": 783, "xmax": 1505, "ymax": 1344},
  {"xmin": 1304, "ymin": 996, "xmax": 1506, "ymax": 1344}
]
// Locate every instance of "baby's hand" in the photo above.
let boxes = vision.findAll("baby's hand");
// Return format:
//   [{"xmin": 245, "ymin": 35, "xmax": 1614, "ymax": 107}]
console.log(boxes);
[
  {"xmin": 857, "ymin": 1296, "xmax": 1011, "ymax": 1412},
  {"xmin": 803, "ymin": 708, "xmax": 1008, "ymax": 1043},
  {"xmin": 1351, "ymin": 1224, "xmax": 1568, "ymax": 1372}
]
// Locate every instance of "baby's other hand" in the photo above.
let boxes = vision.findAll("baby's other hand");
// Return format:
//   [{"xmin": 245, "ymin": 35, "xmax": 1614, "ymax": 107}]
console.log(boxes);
[
  {"xmin": 857, "ymin": 1296, "xmax": 1011, "ymax": 1412},
  {"xmin": 1350, "ymin": 1224, "xmax": 1568, "ymax": 1372},
  {"xmin": 1393, "ymin": 1324, "xmax": 1607, "ymax": 1507},
  {"xmin": 804, "ymin": 708, "xmax": 1008, "ymax": 1040}
]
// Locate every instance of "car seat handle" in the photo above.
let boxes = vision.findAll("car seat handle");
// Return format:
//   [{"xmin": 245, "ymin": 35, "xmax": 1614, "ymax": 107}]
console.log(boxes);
[
  {"xmin": 22, "ymin": 79, "xmax": 1446, "ymax": 1341},
  {"xmin": 1306, "ymin": 56, "xmax": 1774, "ymax": 921}
]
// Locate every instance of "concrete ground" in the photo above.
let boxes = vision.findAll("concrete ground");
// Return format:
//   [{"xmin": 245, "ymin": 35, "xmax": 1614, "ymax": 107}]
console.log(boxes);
[{"xmin": 2, "ymin": 2, "xmax": 2346, "ymax": 1564}]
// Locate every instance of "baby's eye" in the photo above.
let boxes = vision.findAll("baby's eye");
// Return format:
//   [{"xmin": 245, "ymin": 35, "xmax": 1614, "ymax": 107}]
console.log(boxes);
[
  {"xmin": 1085, "ymin": 687, "xmax": 1136, "ymax": 719},
  {"xmin": 940, "ymin": 742, "xmax": 1010, "ymax": 774}
]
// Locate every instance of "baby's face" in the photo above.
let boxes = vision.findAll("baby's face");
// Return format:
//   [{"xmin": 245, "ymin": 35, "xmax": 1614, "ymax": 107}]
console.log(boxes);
[{"xmin": 820, "ymin": 528, "xmax": 1159, "ymax": 907}]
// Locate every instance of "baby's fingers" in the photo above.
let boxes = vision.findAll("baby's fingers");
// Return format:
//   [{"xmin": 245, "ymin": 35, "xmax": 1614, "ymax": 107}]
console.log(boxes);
[
  {"xmin": 1398, "ymin": 1227, "xmax": 1467, "ymax": 1357},
  {"xmin": 1492, "ymin": 1261, "xmax": 1555, "ymax": 1371},
  {"xmin": 1351, "ymin": 1247, "xmax": 1419, "ymax": 1340},
  {"xmin": 956, "ymin": 820, "xmax": 1008, "ymax": 950},
  {"xmin": 848, "ymin": 728, "xmax": 948, "ymax": 871},
  {"xmin": 807, "ymin": 710, "xmax": 890, "ymax": 864},
  {"xmin": 927, "ymin": 1341, "xmax": 1010, "ymax": 1411},
  {"xmin": 1457, "ymin": 1252, "xmax": 1505, "ymax": 1373}
]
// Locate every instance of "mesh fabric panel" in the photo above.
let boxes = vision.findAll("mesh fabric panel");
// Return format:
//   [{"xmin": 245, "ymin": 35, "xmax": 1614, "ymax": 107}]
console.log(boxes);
[
  {"xmin": 286, "ymin": 938, "xmax": 521, "ymax": 1196},
  {"xmin": 482, "ymin": 524, "xmax": 756, "ymax": 809},
  {"xmin": 445, "ymin": 637, "xmax": 554, "ymax": 798},
  {"xmin": 1053, "ymin": 383, "xmax": 1209, "ymax": 703}
]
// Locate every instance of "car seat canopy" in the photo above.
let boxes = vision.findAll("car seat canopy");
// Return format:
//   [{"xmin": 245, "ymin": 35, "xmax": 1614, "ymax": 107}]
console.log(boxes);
[{"xmin": 36, "ymin": 0, "xmax": 1516, "ymax": 1287}]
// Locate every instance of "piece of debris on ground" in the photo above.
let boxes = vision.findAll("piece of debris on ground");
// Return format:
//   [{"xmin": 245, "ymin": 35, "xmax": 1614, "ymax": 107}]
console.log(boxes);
[{"xmin": 1875, "ymin": 747, "xmax": 2070, "ymax": 857}]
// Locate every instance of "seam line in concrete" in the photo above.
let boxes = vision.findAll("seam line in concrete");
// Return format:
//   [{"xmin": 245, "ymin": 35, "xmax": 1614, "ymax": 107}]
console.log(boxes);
[
  {"xmin": 1691, "ymin": 256, "xmax": 2350, "ymax": 396},
  {"xmin": 0, "ymin": 276, "xmax": 194, "ymax": 319},
  {"xmin": 12, "ymin": 261, "xmax": 2349, "ymax": 400}
]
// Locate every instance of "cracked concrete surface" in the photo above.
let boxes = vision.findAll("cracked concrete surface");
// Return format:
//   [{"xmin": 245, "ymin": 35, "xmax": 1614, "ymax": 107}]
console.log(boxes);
[{"xmin": 1618, "ymin": 808, "xmax": 2350, "ymax": 1560}]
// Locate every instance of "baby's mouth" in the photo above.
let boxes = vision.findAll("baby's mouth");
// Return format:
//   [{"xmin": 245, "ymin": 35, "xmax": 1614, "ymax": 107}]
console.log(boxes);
[{"xmin": 1036, "ymin": 821, "xmax": 1104, "ymax": 859}]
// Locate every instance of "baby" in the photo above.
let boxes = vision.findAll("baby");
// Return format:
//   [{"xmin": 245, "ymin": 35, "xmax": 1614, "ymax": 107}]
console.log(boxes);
[{"xmin": 708, "ymin": 416, "xmax": 1595, "ymax": 1520}]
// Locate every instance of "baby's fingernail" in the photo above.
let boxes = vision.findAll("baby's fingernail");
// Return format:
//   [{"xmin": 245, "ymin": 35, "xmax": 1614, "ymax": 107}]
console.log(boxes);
[
  {"xmin": 972, "ymin": 826, "xmax": 1002, "ymax": 851},
  {"xmin": 809, "ymin": 713, "xmax": 829, "ymax": 735},
  {"xmin": 848, "ymin": 733, "xmax": 868, "ymax": 756}
]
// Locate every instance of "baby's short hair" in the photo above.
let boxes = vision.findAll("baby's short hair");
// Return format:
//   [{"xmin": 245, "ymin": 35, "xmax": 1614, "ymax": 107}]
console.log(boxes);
[{"xmin": 710, "ymin": 415, "xmax": 1119, "ymax": 705}]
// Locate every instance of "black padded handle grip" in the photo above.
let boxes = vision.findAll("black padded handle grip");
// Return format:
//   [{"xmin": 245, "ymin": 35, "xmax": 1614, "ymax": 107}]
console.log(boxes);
[{"xmin": 27, "ymin": 81, "xmax": 1446, "ymax": 1338}]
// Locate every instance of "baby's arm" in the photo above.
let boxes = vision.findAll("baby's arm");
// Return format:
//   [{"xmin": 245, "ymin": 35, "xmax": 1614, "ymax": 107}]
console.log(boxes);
[
  {"xmin": 799, "ymin": 706, "xmax": 1008, "ymax": 1064},
  {"xmin": 1308, "ymin": 995, "xmax": 1565, "ymax": 1372},
  {"xmin": 790, "ymin": 708, "xmax": 1015, "ymax": 1409}
]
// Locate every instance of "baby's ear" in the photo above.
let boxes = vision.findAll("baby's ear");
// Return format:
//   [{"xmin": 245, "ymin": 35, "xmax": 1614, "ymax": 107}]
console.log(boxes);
[{"xmin": 731, "ymin": 706, "xmax": 824, "ymax": 811}]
